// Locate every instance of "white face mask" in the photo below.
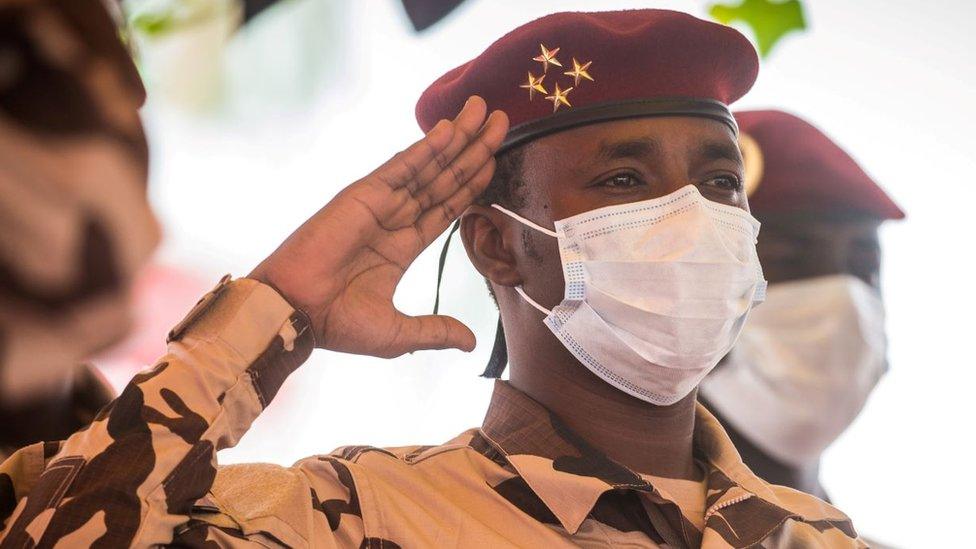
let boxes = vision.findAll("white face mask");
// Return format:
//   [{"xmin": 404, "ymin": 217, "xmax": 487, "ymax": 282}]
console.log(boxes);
[
  {"xmin": 699, "ymin": 274, "xmax": 888, "ymax": 467},
  {"xmin": 492, "ymin": 185, "xmax": 766, "ymax": 406}
]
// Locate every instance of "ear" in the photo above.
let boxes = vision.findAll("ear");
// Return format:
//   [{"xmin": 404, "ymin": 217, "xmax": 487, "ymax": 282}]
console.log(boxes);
[{"xmin": 460, "ymin": 204, "xmax": 523, "ymax": 288}]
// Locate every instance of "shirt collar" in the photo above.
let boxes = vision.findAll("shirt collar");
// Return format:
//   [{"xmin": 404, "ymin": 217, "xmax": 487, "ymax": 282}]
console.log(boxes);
[
  {"xmin": 480, "ymin": 380, "xmax": 650, "ymax": 533},
  {"xmin": 478, "ymin": 380, "xmax": 854, "ymax": 541}
]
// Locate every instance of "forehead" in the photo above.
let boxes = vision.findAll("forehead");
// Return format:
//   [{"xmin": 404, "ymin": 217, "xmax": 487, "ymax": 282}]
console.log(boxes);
[{"xmin": 522, "ymin": 116, "xmax": 738, "ymax": 168}]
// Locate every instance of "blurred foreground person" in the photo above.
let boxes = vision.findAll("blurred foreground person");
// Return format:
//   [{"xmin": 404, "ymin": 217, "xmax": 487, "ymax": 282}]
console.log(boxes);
[
  {"xmin": 700, "ymin": 110, "xmax": 904, "ymax": 501},
  {"xmin": 2, "ymin": 10, "xmax": 865, "ymax": 548},
  {"xmin": 0, "ymin": 0, "xmax": 156, "ymax": 457}
]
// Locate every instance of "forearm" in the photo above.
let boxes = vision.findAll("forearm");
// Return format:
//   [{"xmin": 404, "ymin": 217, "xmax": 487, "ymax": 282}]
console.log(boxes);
[{"xmin": 0, "ymin": 277, "xmax": 314, "ymax": 547}]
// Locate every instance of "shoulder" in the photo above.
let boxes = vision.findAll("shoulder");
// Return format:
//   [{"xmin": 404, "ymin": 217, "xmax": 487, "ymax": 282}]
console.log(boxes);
[
  {"xmin": 195, "ymin": 430, "xmax": 490, "ymax": 544},
  {"xmin": 765, "ymin": 483, "xmax": 854, "ymax": 524},
  {"xmin": 194, "ymin": 455, "xmax": 380, "ymax": 547},
  {"xmin": 761, "ymin": 483, "xmax": 865, "ymax": 546},
  {"xmin": 287, "ymin": 429, "xmax": 507, "ymax": 524},
  {"xmin": 194, "ymin": 462, "xmax": 311, "ymax": 546},
  {"xmin": 322, "ymin": 429, "xmax": 483, "ymax": 466}
]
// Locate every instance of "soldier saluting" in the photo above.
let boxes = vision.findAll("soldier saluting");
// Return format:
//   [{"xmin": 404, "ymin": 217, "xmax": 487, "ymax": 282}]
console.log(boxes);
[{"xmin": 2, "ymin": 9, "xmax": 865, "ymax": 548}]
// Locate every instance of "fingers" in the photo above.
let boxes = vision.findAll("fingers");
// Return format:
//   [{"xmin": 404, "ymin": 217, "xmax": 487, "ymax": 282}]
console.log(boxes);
[
  {"xmin": 416, "ymin": 156, "xmax": 495, "ymax": 244},
  {"xmin": 415, "ymin": 108, "xmax": 508, "ymax": 213},
  {"xmin": 390, "ymin": 313, "xmax": 477, "ymax": 356},
  {"xmin": 410, "ymin": 97, "xmax": 491, "ymax": 200},
  {"xmin": 416, "ymin": 110, "xmax": 508, "ymax": 242},
  {"xmin": 372, "ymin": 97, "xmax": 488, "ymax": 193}
]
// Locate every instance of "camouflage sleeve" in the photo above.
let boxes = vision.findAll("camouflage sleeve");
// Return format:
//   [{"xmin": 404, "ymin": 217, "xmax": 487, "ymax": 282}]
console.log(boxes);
[{"xmin": 0, "ymin": 277, "xmax": 315, "ymax": 547}]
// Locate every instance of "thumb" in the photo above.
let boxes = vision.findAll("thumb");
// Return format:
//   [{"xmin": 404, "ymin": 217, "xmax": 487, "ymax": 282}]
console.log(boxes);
[{"xmin": 392, "ymin": 313, "xmax": 477, "ymax": 356}]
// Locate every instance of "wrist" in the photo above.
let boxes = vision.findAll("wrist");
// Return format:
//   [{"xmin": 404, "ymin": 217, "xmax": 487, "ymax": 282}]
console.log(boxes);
[{"xmin": 244, "ymin": 270, "xmax": 320, "ymax": 349}]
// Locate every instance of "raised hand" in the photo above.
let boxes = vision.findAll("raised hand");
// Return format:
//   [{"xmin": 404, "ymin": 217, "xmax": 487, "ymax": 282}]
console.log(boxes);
[{"xmin": 249, "ymin": 97, "xmax": 509, "ymax": 358}]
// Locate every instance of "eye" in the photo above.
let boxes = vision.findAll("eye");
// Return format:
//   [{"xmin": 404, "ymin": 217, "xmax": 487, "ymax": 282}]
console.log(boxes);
[
  {"xmin": 703, "ymin": 174, "xmax": 743, "ymax": 192},
  {"xmin": 600, "ymin": 172, "xmax": 646, "ymax": 189}
]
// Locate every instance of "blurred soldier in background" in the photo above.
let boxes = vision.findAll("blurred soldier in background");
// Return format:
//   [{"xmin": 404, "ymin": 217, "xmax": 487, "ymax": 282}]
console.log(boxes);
[
  {"xmin": 700, "ymin": 109, "xmax": 904, "ymax": 501},
  {"xmin": 0, "ymin": 0, "xmax": 157, "ymax": 458}
]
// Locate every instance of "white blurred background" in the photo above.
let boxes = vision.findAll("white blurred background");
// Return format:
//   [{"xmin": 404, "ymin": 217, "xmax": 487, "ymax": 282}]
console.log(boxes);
[{"xmin": 100, "ymin": 1, "xmax": 976, "ymax": 546}]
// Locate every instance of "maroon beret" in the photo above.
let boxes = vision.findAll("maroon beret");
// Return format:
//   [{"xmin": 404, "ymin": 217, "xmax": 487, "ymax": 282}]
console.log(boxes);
[
  {"xmin": 737, "ymin": 110, "xmax": 905, "ymax": 220},
  {"xmin": 416, "ymin": 9, "xmax": 759, "ymax": 152}
]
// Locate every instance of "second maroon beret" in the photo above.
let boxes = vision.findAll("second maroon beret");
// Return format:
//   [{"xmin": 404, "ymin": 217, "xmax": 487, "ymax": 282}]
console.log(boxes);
[{"xmin": 738, "ymin": 109, "xmax": 904, "ymax": 220}]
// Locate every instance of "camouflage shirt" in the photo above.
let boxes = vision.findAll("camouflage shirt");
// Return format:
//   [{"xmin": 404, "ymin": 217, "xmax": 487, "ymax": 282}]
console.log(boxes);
[{"xmin": 0, "ymin": 278, "xmax": 866, "ymax": 548}]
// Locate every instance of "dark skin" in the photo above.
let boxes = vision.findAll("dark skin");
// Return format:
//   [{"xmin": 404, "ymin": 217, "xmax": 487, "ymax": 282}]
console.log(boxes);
[
  {"xmin": 703, "ymin": 213, "xmax": 883, "ymax": 499},
  {"xmin": 461, "ymin": 116, "xmax": 749, "ymax": 480}
]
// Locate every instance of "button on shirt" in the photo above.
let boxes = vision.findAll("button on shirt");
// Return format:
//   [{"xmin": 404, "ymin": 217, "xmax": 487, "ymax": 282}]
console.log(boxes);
[{"xmin": 0, "ymin": 278, "xmax": 866, "ymax": 548}]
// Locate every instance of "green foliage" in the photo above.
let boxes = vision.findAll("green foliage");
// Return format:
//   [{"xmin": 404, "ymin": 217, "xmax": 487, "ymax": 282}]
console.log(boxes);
[
  {"xmin": 130, "ymin": 10, "xmax": 176, "ymax": 36},
  {"xmin": 125, "ymin": 0, "xmax": 224, "ymax": 38},
  {"xmin": 708, "ymin": 0, "xmax": 807, "ymax": 58}
]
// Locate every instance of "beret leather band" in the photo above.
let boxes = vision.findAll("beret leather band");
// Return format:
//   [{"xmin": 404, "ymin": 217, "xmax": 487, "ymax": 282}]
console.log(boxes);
[{"xmin": 500, "ymin": 97, "xmax": 738, "ymax": 153}]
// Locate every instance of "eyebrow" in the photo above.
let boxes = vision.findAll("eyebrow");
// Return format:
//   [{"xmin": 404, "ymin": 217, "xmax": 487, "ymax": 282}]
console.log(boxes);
[
  {"xmin": 594, "ymin": 136, "xmax": 741, "ymax": 164},
  {"xmin": 695, "ymin": 139, "xmax": 743, "ymax": 165},
  {"xmin": 595, "ymin": 137, "xmax": 662, "ymax": 163},
  {"xmin": 587, "ymin": 135, "xmax": 743, "ymax": 173}
]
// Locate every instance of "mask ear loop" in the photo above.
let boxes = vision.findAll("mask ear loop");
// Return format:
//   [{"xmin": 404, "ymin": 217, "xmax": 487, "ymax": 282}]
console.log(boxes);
[
  {"xmin": 515, "ymin": 286, "xmax": 552, "ymax": 316},
  {"xmin": 491, "ymin": 204, "xmax": 560, "ymax": 238},
  {"xmin": 477, "ymin": 205, "xmax": 559, "ymax": 378},
  {"xmin": 490, "ymin": 204, "xmax": 558, "ymax": 317}
]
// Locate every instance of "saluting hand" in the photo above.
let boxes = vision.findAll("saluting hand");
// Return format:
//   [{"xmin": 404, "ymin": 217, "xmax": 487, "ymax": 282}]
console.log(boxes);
[{"xmin": 249, "ymin": 97, "xmax": 509, "ymax": 358}]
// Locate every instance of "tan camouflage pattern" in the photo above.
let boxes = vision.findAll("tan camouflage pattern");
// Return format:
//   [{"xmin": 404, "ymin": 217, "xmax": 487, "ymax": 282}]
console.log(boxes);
[
  {"xmin": 0, "ymin": 277, "xmax": 313, "ymax": 546},
  {"xmin": 0, "ymin": 0, "xmax": 159, "ymax": 403},
  {"xmin": 0, "ymin": 278, "xmax": 865, "ymax": 547}
]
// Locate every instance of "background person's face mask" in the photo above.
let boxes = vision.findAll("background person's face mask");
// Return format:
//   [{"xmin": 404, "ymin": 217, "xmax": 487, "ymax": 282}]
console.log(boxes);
[
  {"xmin": 699, "ymin": 274, "xmax": 888, "ymax": 467},
  {"xmin": 493, "ymin": 185, "xmax": 766, "ymax": 406}
]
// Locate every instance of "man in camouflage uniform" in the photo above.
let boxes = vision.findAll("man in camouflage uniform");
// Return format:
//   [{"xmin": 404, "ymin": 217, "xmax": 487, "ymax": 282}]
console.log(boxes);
[{"xmin": 1, "ymin": 6, "xmax": 866, "ymax": 548}]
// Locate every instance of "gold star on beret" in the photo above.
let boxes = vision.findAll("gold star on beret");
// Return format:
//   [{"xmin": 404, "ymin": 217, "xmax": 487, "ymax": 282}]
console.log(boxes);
[
  {"xmin": 533, "ymin": 44, "xmax": 563, "ymax": 73},
  {"xmin": 564, "ymin": 58, "xmax": 594, "ymax": 86},
  {"xmin": 518, "ymin": 44, "xmax": 594, "ymax": 113},
  {"xmin": 545, "ymin": 83, "xmax": 573, "ymax": 112},
  {"xmin": 519, "ymin": 72, "xmax": 548, "ymax": 100}
]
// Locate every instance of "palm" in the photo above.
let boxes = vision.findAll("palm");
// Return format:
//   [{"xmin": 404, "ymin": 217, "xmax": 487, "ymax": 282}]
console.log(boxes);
[{"xmin": 250, "ymin": 97, "xmax": 508, "ymax": 358}]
